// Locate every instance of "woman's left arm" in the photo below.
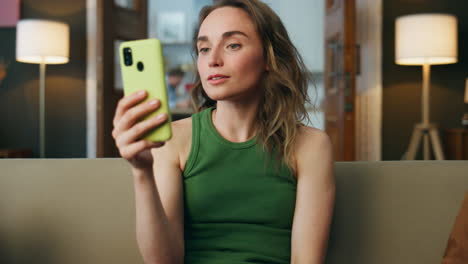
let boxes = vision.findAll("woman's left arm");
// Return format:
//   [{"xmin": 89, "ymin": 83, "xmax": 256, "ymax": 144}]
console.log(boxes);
[{"xmin": 290, "ymin": 127, "xmax": 336, "ymax": 264}]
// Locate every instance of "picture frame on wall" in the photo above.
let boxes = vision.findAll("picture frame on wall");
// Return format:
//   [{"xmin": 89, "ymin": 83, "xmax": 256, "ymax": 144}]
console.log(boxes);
[
  {"xmin": 157, "ymin": 12, "xmax": 187, "ymax": 44},
  {"xmin": 0, "ymin": 0, "xmax": 20, "ymax": 27},
  {"xmin": 114, "ymin": 0, "xmax": 137, "ymax": 11}
]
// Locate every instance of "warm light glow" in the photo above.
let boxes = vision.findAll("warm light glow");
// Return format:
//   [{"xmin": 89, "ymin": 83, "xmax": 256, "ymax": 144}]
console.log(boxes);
[
  {"xmin": 16, "ymin": 19, "xmax": 69, "ymax": 64},
  {"xmin": 465, "ymin": 78, "xmax": 468, "ymax": 104},
  {"xmin": 395, "ymin": 14, "xmax": 457, "ymax": 65}
]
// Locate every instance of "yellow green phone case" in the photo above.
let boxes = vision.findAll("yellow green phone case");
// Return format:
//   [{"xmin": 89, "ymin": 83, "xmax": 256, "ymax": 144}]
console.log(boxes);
[{"xmin": 119, "ymin": 38, "xmax": 172, "ymax": 142}]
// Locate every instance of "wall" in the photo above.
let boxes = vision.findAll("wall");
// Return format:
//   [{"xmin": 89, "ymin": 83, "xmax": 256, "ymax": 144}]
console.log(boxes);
[
  {"xmin": 148, "ymin": 0, "xmax": 211, "ymax": 69},
  {"xmin": 0, "ymin": 0, "xmax": 87, "ymax": 158},
  {"xmin": 264, "ymin": 0, "xmax": 324, "ymax": 73},
  {"xmin": 382, "ymin": 0, "xmax": 468, "ymax": 160},
  {"xmin": 265, "ymin": 0, "xmax": 325, "ymax": 129}
]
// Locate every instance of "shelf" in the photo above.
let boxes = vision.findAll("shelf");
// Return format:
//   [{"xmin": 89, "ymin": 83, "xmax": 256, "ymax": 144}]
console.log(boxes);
[
  {"xmin": 171, "ymin": 107, "xmax": 193, "ymax": 115},
  {"xmin": 162, "ymin": 42, "xmax": 191, "ymax": 46}
]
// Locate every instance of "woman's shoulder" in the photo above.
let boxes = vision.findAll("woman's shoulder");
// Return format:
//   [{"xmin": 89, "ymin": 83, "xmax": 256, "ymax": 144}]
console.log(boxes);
[
  {"xmin": 294, "ymin": 125, "xmax": 333, "ymax": 159},
  {"xmin": 293, "ymin": 125, "xmax": 334, "ymax": 179},
  {"xmin": 170, "ymin": 116, "xmax": 192, "ymax": 148},
  {"xmin": 296, "ymin": 125, "xmax": 330, "ymax": 143},
  {"xmin": 150, "ymin": 116, "xmax": 192, "ymax": 168},
  {"xmin": 171, "ymin": 116, "xmax": 192, "ymax": 130},
  {"xmin": 170, "ymin": 117, "xmax": 193, "ymax": 171}
]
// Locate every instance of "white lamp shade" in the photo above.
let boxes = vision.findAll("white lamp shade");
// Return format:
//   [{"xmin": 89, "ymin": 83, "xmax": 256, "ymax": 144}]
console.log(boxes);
[
  {"xmin": 395, "ymin": 14, "xmax": 457, "ymax": 65},
  {"xmin": 16, "ymin": 19, "xmax": 70, "ymax": 64}
]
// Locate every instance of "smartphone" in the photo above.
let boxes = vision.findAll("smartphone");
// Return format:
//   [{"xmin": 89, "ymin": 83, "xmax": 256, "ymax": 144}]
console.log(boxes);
[{"xmin": 119, "ymin": 38, "xmax": 172, "ymax": 142}]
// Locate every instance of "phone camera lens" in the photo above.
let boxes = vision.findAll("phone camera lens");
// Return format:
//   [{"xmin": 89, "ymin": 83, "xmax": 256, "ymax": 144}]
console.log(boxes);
[
  {"xmin": 137, "ymin": 62, "xmax": 144, "ymax": 71},
  {"xmin": 123, "ymin": 47, "xmax": 133, "ymax": 66}
]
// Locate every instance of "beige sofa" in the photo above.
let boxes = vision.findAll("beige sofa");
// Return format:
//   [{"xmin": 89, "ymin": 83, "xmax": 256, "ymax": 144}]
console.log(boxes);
[{"xmin": 1, "ymin": 159, "xmax": 467, "ymax": 264}]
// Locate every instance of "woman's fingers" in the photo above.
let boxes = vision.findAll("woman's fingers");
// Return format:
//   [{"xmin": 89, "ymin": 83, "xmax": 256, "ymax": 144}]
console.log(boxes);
[
  {"xmin": 113, "ymin": 90, "xmax": 147, "ymax": 128},
  {"xmin": 115, "ymin": 112, "xmax": 168, "ymax": 148},
  {"xmin": 114, "ymin": 98, "xmax": 162, "ymax": 136},
  {"xmin": 119, "ymin": 140, "xmax": 165, "ymax": 161},
  {"xmin": 112, "ymin": 89, "xmax": 170, "ymax": 162}
]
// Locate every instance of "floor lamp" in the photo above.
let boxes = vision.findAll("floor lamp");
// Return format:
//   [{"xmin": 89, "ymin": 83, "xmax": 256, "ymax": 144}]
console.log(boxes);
[
  {"xmin": 16, "ymin": 19, "xmax": 69, "ymax": 158},
  {"xmin": 395, "ymin": 14, "xmax": 458, "ymax": 160}
]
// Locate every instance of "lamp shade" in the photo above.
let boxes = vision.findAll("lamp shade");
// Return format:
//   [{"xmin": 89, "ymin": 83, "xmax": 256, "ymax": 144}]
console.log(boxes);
[
  {"xmin": 395, "ymin": 14, "xmax": 457, "ymax": 65},
  {"xmin": 16, "ymin": 19, "xmax": 69, "ymax": 64}
]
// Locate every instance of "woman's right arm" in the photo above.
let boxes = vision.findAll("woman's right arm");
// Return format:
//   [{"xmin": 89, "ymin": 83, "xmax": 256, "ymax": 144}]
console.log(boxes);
[
  {"xmin": 132, "ymin": 153, "xmax": 184, "ymax": 264},
  {"xmin": 112, "ymin": 91, "xmax": 184, "ymax": 264}
]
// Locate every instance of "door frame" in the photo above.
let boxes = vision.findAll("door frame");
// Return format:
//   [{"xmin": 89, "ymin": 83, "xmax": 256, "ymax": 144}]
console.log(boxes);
[
  {"xmin": 355, "ymin": 0, "xmax": 382, "ymax": 161},
  {"xmin": 86, "ymin": 0, "xmax": 147, "ymax": 158},
  {"xmin": 86, "ymin": 0, "xmax": 100, "ymax": 158}
]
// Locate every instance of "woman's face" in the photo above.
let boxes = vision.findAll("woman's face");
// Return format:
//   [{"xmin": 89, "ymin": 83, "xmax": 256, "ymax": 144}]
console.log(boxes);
[{"xmin": 196, "ymin": 7, "xmax": 267, "ymax": 102}]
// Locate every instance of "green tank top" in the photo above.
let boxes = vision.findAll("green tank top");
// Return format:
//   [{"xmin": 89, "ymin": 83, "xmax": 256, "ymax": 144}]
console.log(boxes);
[{"xmin": 183, "ymin": 106, "xmax": 297, "ymax": 264}]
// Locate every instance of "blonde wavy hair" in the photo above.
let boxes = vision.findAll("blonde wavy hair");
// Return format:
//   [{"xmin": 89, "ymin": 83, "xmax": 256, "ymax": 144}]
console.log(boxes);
[{"xmin": 190, "ymin": 0, "xmax": 316, "ymax": 175}]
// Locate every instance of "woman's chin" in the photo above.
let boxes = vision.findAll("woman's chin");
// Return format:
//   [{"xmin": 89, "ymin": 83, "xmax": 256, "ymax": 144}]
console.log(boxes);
[
  {"xmin": 206, "ymin": 94, "xmax": 231, "ymax": 102},
  {"xmin": 205, "ymin": 88, "xmax": 262, "ymax": 103},
  {"xmin": 204, "ymin": 89, "xmax": 235, "ymax": 101}
]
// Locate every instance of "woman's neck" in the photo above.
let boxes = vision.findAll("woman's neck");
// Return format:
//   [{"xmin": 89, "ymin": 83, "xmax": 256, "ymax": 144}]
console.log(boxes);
[{"xmin": 212, "ymin": 101, "xmax": 259, "ymax": 143}]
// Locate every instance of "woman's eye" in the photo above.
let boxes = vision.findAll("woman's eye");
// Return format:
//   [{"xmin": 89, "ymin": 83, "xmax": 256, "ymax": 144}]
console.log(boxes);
[
  {"xmin": 227, "ymin": 43, "xmax": 241, "ymax": 50},
  {"xmin": 199, "ymin": 47, "xmax": 209, "ymax": 53}
]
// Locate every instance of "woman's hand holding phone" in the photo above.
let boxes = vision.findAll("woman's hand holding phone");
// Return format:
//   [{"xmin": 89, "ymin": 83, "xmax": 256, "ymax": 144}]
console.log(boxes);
[{"xmin": 112, "ymin": 90, "xmax": 168, "ymax": 170}]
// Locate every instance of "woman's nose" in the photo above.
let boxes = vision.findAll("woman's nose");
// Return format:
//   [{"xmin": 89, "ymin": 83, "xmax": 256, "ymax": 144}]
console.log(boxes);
[{"xmin": 208, "ymin": 47, "xmax": 223, "ymax": 67}]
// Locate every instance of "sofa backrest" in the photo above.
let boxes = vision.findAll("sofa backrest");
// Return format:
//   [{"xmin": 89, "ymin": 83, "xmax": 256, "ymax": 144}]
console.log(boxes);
[
  {"xmin": 0, "ymin": 159, "xmax": 138, "ymax": 264},
  {"xmin": 328, "ymin": 161, "xmax": 468, "ymax": 264},
  {"xmin": 1, "ymin": 159, "xmax": 467, "ymax": 264}
]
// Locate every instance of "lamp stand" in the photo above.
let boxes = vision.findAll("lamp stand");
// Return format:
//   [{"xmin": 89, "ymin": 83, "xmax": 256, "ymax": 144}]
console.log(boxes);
[
  {"xmin": 403, "ymin": 64, "xmax": 445, "ymax": 160},
  {"xmin": 39, "ymin": 62, "xmax": 46, "ymax": 158}
]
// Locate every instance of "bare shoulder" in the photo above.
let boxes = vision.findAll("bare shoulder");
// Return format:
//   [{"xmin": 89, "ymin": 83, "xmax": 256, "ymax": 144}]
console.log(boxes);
[
  {"xmin": 170, "ymin": 117, "xmax": 192, "ymax": 143},
  {"xmin": 295, "ymin": 125, "xmax": 333, "ymax": 153},
  {"xmin": 294, "ymin": 125, "xmax": 334, "ymax": 178},
  {"xmin": 151, "ymin": 117, "xmax": 193, "ymax": 170}
]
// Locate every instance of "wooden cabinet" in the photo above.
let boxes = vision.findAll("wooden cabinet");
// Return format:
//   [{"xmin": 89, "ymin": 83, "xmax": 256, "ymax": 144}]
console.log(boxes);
[
  {"xmin": 0, "ymin": 149, "xmax": 32, "ymax": 158},
  {"xmin": 444, "ymin": 128, "xmax": 468, "ymax": 160}
]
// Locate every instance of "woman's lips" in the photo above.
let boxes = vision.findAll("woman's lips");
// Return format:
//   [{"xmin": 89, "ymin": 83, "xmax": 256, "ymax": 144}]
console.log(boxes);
[{"xmin": 207, "ymin": 75, "xmax": 230, "ymax": 85}]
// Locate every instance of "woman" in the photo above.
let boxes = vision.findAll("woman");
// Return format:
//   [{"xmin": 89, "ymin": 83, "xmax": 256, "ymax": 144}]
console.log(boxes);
[{"xmin": 112, "ymin": 0, "xmax": 335, "ymax": 263}]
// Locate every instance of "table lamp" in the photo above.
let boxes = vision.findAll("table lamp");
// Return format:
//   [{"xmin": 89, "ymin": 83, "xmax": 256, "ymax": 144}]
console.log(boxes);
[
  {"xmin": 16, "ymin": 19, "xmax": 69, "ymax": 158},
  {"xmin": 395, "ymin": 13, "xmax": 458, "ymax": 160}
]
